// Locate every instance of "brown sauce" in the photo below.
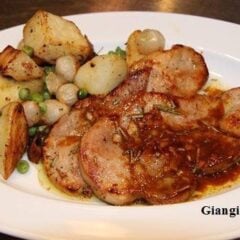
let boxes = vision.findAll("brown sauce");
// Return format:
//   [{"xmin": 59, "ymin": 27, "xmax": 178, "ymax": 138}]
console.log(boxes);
[
  {"xmin": 197, "ymin": 164, "xmax": 240, "ymax": 191},
  {"xmin": 117, "ymin": 96, "xmax": 240, "ymax": 202}
]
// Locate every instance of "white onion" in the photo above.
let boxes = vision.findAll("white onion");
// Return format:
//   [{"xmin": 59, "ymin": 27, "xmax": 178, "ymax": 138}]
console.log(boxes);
[
  {"xmin": 136, "ymin": 29, "xmax": 165, "ymax": 55},
  {"xmin": 22, "ymin": 101, "xmax": 41, "ymax": 126},
  {"xmin": 41, "ymin": 99, "xmax": 70, "ymax": 125},
  {"xmin": 55, "ymin": 55, "xmax": 79, "ymax": 82},
  {"xmin": 56, "ymin": 83, "xmax": 79, "ymax": 106}
]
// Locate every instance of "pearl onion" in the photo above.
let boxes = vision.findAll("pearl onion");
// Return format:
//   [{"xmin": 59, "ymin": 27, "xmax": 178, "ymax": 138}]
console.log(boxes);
[
  {"xmin": 22, "ymin": 101, "xmax": 41, "ymax": 126},
  {"xmin": 55, "ymin": 55, "xmax": 79, "ymax": 82},
  {"xmin": 41, "ymin": 99, "xmax": 69, "ymax": 125},
  {"xmin": 56, "ymin": 83, "xmax": 79, "ymax": 106},
  {"xmin": 136, "ymin": 29, "xmax": 165, "ymax": 55}
]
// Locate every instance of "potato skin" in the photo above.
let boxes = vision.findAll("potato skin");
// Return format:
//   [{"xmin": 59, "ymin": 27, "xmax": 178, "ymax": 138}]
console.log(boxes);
[
  {"xmin": 23, "ymin": 10, "xmax": 93, "ymax": 64},
  {"xmin": 126, "ymin": 30, "xmax": 145, "ymax": 68},
  {"xmin": 74, "ymin": 54, "xmax": 127, "ymax": 95},
  {"xmin": 0, "ymin": 74, "xmax": 44, "ymax": 109},
  {"xmin": 0, "ymin": 45, "xmax": 44, "ymax": 81},
  {"xmin": 0, "ymin": 102, "xmax": 28, "ymax": 179}
]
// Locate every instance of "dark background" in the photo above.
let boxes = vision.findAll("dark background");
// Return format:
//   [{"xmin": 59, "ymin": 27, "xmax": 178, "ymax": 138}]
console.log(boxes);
[
  {"xmin": 0, "ymin": 0, "xmax": 240, "ymax": 239},
  {"xmin": 1, "ymin": 0, "xmax": 240, "ymax": 30}
]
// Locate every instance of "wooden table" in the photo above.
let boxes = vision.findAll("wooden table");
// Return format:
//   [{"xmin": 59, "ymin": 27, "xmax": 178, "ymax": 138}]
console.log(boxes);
[{"xmin": 0, "ymin": 0, "xmax": 240, "ymax": 239}]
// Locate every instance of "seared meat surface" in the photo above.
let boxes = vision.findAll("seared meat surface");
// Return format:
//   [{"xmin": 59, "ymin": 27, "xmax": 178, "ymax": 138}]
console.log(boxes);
[
  {"xmin": 130, "ymin": 45, "xmax": 208, "ymax": 97},
  {"xmin": 220, "ymin": 87, "xmax": 240, "ymax": 137},
  {"xmin": 43, "ymin": 107, "xmax": 93, "ymax": 195}
]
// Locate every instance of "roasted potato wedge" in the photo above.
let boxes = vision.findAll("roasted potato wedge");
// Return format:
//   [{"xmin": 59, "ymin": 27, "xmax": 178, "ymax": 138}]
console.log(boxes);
[
  {"xmin": 126, "ymin": 30, "xmax": 145, "ymax": 68},
  {"xmin": 0, "ymin": 74, "xmax": 44, "ymax": 109},
  {"xmin": 74, "ymin": 54, "xmax": 127, "ymax": 95},
  {"xmin": 0, "ymin": 102, "xmax": 28, "ymax": 179},
  {"xmin": 23, "ymin": 10, "xmax": 93, "ymax": 64},
  {"xmin": 0, "ymin": 45, "xmax": 44, "ymax": 81}
]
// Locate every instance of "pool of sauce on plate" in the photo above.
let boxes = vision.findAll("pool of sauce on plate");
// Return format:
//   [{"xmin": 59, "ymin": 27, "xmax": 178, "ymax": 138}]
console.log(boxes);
[
  {"xmin": 36, "ymin": 163, "xmax": 100, "ymax": 203},
  {"xmin": 192, "ymin": 164, "xmax": 240, "ymax": 200}
]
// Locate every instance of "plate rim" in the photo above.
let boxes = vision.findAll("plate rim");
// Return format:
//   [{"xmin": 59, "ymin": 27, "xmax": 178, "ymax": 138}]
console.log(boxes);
[{"xmin": 1, "ymin": 11, "xmax": 240, "ymax": 240}]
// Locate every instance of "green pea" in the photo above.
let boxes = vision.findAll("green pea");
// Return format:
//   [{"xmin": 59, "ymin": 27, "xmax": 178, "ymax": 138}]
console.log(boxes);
[
  {"xmin": 115, "ymin": 46, "xmax": 126, "ymax": 58},
  {"xmin": 78, "ymin": 88, "xmax": 88, "ymax": 99},
  {"xmin": 38, "ymin": 102, "xmax": 47, "ymax": 113},
  {"xmin": 44, "ymin": 66, "xmax": 55, "ymax": 75},
  {"xmin": 19, "ymin": 88, "xmax": 31, "ymax": 101},
  {"xmin": 31, "ymin": 92, "xmax": 44, "ymax": 103},
  {"xmin": 108, "ymin": 46, "xmax": 126, "ymax": 58},
  {"xmin": 22, "ymin": 45, "xmax": 34, "ymax": 57},
  {"xmin": 28, "ymin": 126, "xmax": 38, "ymax": 137},
  {"xmin": 17, "ymin": 160, "xmax": 30, "ymax": 174},
  {"xmin": 42, "ymin": 90, "xmax": 51, "ymax": 100}
]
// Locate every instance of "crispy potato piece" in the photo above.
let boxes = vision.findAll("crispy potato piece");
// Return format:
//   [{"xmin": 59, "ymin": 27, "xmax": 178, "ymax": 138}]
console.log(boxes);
[
  {"xmin": 23, "ymin": 10, "xmax": 93, "ymax": 64},
  {"xmin": 0, "ymin": 46, "xmax": 44, "ymax": 81},
  {"xmin": 126, "ymin": 30, "xmax": 145, "ymax": 68},
  {"xmin": 74, "ymin": 54, "xmax": 127, "ymax": 95},
  {"xmin": 0, "ymin": 102, "xmax": 28, "ymax": 179},
  {"xmin": 0, "ymin": 74, "xmax": 44, "ymax": 109}
]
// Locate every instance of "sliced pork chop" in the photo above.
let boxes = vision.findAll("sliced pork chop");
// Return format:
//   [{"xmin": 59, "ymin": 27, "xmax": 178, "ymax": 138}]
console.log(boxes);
[
  {"xmin": 130, "ymin": 45, "xmax": 209, "ymax": 97},
  {"xmin": 80, "ymin": 114, "xmax": 196, "ymax": 205},
  {"xmin": 80, "ymin": 117, "xmax": 137, "ymax": 205},
  {"xmin": 43, "ymin": 106, "xmax": 94, "ymax": 195}
]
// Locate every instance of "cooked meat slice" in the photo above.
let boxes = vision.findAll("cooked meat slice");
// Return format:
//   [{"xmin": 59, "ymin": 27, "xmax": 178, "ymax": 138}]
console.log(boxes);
[
  {"xmin": 43, "ymin": 108, "xmax": 93, "ymax": 195},
  {"xmin": 220, "ymin": 87, "xmax": 240, "ymax": 137},
  {"xmin": 80, "ymin": 115, "xmax": 195, "ymax": 205},
  {"xmin": 126, "ymin": 111, "xmax": 196, "ymax": 204},
  {"xmin": 102, "ymin": 69, "xmax": 150, "ymax": 111},
  {"xmin": 117, "ymin": 92, "xmax": 223, "ymax": 131},
  {"xmin": 130, "ymin": 45, "xmax": 208, "ymax": 97},
  {"xmin": 220, "ymin": 110, "xmax": 240, "ymax": 137},
  {"xmin": 117, "ymin": 92, "xmax": 176, "ymax": 132},
  {"xmin": 44, "ymin": 136, "xmax": 88, "ymax": 193},
  {"xmin": 80, "ymin": 117, "xmax": 137, "ymax": 205},
  {"xmin": 130, "ymin": 118, "xmax": 195, "ymax": 204},
  {"xmin": 138, "ymin": 150, "xmax": 195, "ymax": 204},
  {"xmin": 220, "ymin": 87, "xmax": 240, "ymax": 113},
  {"xmin": 161, "ymin": 94, "xmax": 224, "ymax": 130}
]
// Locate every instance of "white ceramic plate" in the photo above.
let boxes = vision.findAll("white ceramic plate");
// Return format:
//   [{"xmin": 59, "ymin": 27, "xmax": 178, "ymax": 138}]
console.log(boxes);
[{"xmin": 1, "ymin": 12, "xmax": 240, "ymax": 240}]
